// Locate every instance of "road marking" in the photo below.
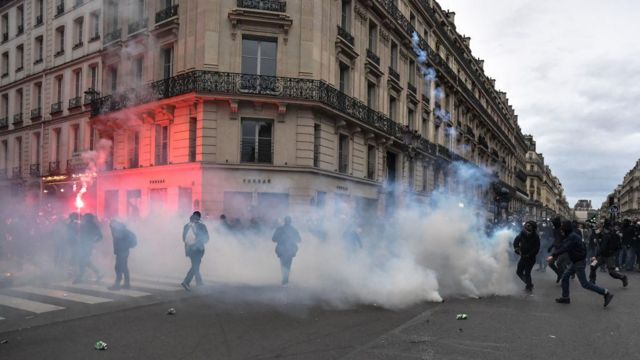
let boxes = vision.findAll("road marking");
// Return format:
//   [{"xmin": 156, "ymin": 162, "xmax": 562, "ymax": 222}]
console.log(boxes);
[
  {"xmin": 134, "ymin": 274, "xmax": 185, "ymax": 284},
  {"xmin": 0, "ymin": 294, "xmax": 65, "ymax": 313},
  {"xmin": 0, "ymin": 316, "xmax": 5, "ymax": 320},
  {"xmin": 14, "ymin": 287, "xmax": 113, "ymax": 304},
  {"xmin": 130, "ymin": 279, "xmax": 182, "ymax": 292},
  {"xmin": 64, "ymin": 283, "xmax": 151, "ymax": 297}
]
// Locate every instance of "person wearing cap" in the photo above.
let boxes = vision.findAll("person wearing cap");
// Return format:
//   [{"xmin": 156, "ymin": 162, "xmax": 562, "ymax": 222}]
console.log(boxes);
[
  {"xmin": 272, "ymin": 216, "xmax": 301, "ymax": 285},
  {"xmin": 107, "ymin": 220, "xmax": 137, "ymax": 291},
  {"xmin": 181, "ymin": 211, "xmax": 209, "ymax": 291},
  {"xmin": 547, "ymin": 220, "xmax": 614, "ymax": 307},
  {"xmin": 513, "ymin": 221, "xmax": 540, "ymax": 292}
]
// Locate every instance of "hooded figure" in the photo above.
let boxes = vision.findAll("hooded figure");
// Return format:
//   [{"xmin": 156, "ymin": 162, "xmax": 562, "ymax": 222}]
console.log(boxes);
[
  {"xmin": 108, "ymin": 220, "xmax": 137, "ymax": 290},
  {"xmin": 513, "ymin": 221, "xmax": 540, "ymax": 292},
  {"xmin": 547, "ymin": 216, "xmax": 570, "ymax": 283},
  {"xmin": 272, "ymin": 216, "xmax": 301, "ymax": 285},
  {"xmin": 73, "ymin": 213, "xmax": 103, "ymax": 284},
  {"xmin": 548, "ymin": 220, "xmax": 614, "ymax": 307},
  {"xmin": 589, "ymin": 219, "xmax": 628, "ymax": 287},
  {"xmin": 181, "ymin": 211, "xmax": 209, "ymax": 291}
]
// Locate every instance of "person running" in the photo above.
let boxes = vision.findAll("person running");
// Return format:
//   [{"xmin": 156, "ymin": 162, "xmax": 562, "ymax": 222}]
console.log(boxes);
[
  {"xmin": 547, "ymin": 217, "xmax": 569, "ymax": 283},
  {"xmin": 548, "ymin": 220, "xmax": 614, "ymax": 307},
  {"xmin": 272, "ymin": 216, "xmax": 301, "ymax": 285},
  {"xmin": 108, "ymin": 220, "xmax": 137, "ymax": 290},
  {"xmin": 589, "ymin": 219, "xmax": 628, "ymax": 287},
  {"xmin": 73, "ymin": 213, "xmax": 103, "ymax": 284},
  {"xmin": 181, "ymin": 211, "xmax": 209, "ymax": 291},
  {"xmin": 514, "ymin": 221, "xmax": 540, "ymax": 292}
]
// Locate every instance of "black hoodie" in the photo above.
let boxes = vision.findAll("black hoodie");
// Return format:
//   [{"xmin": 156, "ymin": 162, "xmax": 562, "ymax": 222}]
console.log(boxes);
[{"xmin": 513, "ymin": 231, "xmax": 540, "ymax": 258}]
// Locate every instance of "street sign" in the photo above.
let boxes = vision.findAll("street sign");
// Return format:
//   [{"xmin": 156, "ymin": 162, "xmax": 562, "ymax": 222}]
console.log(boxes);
[{"xmin": 609, "ymin": 205, "xmax": 619, "ymax": 214}]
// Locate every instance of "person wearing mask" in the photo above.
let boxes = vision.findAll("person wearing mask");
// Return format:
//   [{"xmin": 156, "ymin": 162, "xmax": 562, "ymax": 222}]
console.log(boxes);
[
  {"xmin": 73, "ymin": 213, "xmax": 103, "ymax": 284},
  {"xmin": 181, "ymin": 211, "xmax": 210, "ymax": 291},
  {"xmin": 272, "ymin": 216, "xmax": 301, "ymax": 285},
  {"xmin": 548, "ymin": 220, "xmax": 614, "ymax": 307},
  {"xmin": 107, "ymin": 220, "xmax": 137, "ymax": 290},
  {"xmin": 513, "ymin": 221, "xmax": 541, "ymax": 292},
  {"xmin": 547, "ymin": 217, "xmax": 569, "ymax": 283},
  {"xmin": 589, "ymin": 219, "xmax": 628, "ymax": 287}
]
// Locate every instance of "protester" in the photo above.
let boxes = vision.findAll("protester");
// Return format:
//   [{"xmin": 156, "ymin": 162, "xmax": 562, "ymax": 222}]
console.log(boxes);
[
  {"xmin": 272, "ymin": 216, "xmax": 301, "ymax": 285},
  {"xmin": 108, "ymin": 220, "xmax": 137, "ymax": 290},
  {"xmin": 513, "ymin": 221, "xmax": 540, "ymax": 292},
  {"xmin": 589, "ymin": 219, "xmax": 628, "ymax": 287},
  {"xmin": 181, "ymin": 211, "xmax": 209, "ymax": 291},
  {"xmin": 548, "ymin": 221, "xmax": 614, "ymax": 307},
  {"xmin": 73, "ymin": 213, "xmax": 103, "ymax": 284},
  {"xmin": 547, "ymin": 217, "xmax": 569, "ymax": 282}
]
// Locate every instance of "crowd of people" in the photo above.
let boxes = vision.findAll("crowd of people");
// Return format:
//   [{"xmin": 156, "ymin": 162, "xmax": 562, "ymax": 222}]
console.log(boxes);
[{"xmin": 513, "ymin": 216, "xmax": 640, "ymax": 307}]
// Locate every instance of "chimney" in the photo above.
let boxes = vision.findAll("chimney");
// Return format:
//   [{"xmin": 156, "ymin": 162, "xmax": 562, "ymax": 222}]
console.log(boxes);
[{"xmin": 462, "ymin": 36, "xmax": 470, "ymax": 47}]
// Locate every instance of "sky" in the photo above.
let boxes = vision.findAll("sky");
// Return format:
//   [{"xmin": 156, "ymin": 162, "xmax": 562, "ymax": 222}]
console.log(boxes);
[{"xmin": 437, "ymin": 0, "xmax": 640, "ymax": 208}]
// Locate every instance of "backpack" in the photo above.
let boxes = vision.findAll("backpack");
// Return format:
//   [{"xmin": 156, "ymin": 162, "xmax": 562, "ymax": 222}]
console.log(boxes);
[
  {"xmin": 184, "ymin": 224, "xmax": 197, "ymax": 246},
  {"xmin": 128, "ymin": 232, "xmax": 138, "ymax": 249}
]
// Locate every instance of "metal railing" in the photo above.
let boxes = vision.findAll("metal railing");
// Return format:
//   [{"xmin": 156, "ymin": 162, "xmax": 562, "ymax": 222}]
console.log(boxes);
[
  {"xmin": 12, "ymin": 113, "xmax": 23, "ymax": 125},
  {"xmin": 128, "ymin": 18, "xmax": 147, "ymax": 34},
  {"xmin": 104, "ymin": 28, "xmax": 122, "ymax": 44},
  {"xmin": 366, "ymin": 49, "xmax": 380, "ymax": 66},
  {"xmin": 388, "ymin": 67, "xmax": 399, "ymax": 81},
  {"xmin": 55, "ymin": 3, "xmax": 64, "ymax": 16},
  {"xmin": 69, "ymin": 96, "xmax": 82, "ymax": 109},
  {"xmin": 407, "ymin": 83, "xmax": 417, "ymax": 94},
  {"xmin": 237, "ymin": 0, "xmax": 286, "ymax": 12},
  {"xmin": 51, "ymin": 102, "xmax": 62, "ymax": 114},
  {"xmin": 155, "ymin": 4, "xmax": 179, "ymax": 24},
  {"xmin": 0, "ymin": 117, "xmax": 7, "ymax": 128},
  {"xmin": 29, "ymin": 163, "xmax": 40, "ymax": 177},
  {"xmin": 337, "ymin": 25, "xmax": 354, "ymax": 46},
  {"xmin": 31, "ymin": 107, "xmax": 42, "ymax": 119},
  {"xmin": 48, "ymin": 161, "xmax": 60, "ymax": 174},
  {"xmin": 35, "ymin": 15, "xmax": 43, "ymax": 26}
]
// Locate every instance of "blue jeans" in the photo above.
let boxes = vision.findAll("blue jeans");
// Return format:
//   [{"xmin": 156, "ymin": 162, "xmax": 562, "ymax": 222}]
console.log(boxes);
[
  {"xmin": 279, "ymin": 257, "xmax": 293, "ymax": 285},
  {"xmin": 562, "ymin": 260, "xmax": 607, "ymax": 298},
  {"xmin": 183, "ymin": 250, "xmax": 204, "ymax": 286}
]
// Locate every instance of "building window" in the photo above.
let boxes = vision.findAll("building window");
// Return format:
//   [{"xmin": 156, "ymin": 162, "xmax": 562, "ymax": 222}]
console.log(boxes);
[
  {"xmin": 107, "ymin": 1, "xmax": 119, "ymax": 31},
  {"xmin": 108, "ymin": 66, "xmax": 117, "ymax": 93},
  {"xmin": 368, "ymin": 21, "xmax": 378, "ymax": 53},
  {"xmin": 390, "ymin": 42, "xmax": 398, "ymax": 71},
  {"xmin": 90, "ymin": 11, "xmax": 100, "ymax": 40},
  {"xmin": 89, "ymin": 65, "xmax": 98, "ymax": 90},
  {"xmin": 51, "ymin": 128, "xmax": 61, "ymax": 162},
  {"xmin": 241, "ymin": 37, "xmax": 277, "ymax": 76},
  {"xmin": 313, "ymin": 124, "xmax": 321, "ymax": 167},
  {"xmin": 339, "ymin": 62, "xmax": 350, "ymax": 93},
  {"xmin": 161, "ymin": 46, "xmax": 173, "ymax": 79},
  {"xmin": 14, "ymin": 137, "xmax": 22, "ymax": 172},
  {"xmin": 1, "ymin": 52, "xmax": 8, "ymax": 76},
  {"xmin": 1, "ymin": 140, "xmax": 7, "ymax": 172},
  {"xmin": 56, "ymin": 76, "xmax": 63, "ymax": 102},
  {"xmin": 338, "ymin": 134, "xmax": 349, "ymax": 174},
  {"xmin": 423, "ymin": 164, "xmax": 428, "ymax": 192},
  {"xmin": 71, "ymin": 125, "xmax": 80, "ymax": 153},
  {"xmin": 241, "ymin": 118, "xmax": 273, "ymax": 164},
  {"xmin": 408, "ymin": 108, "xmax": 415, "ymax": 130},
  {"xmin": 409, "ymin": 59, "xmax": 416, "ymax": 86},
  {"xmin": 34, "ymin": 36, "xmax": 43, "ymax": 62},
  {"xmin": 74, "ymin": 70, "xmax": 82, "ymax": 97},
  {"xmin": 422, "ymin": 117, "xmax": 427, "ymax": 138},
  {"xmin": 367, "ymin": 81, "xmax": 376, "ymax": 109},
  {"xmin": 341, "ymin": 0, "xmax": 351, "ymax": 30},
  {"xmin": 73, "ymin": 17, "xmax": 84, "ymax": 48},
  {"xmin": 128, "ymin": 131, "xmax": 139, "ymax": 168},
  {"xmin": 408, "ymin": 160, "xmax": 415, "ymax": 190},
  {"xmin": 16, "ymin": 5, "xmax": 23, "ymax": 34},
  {"xmin": 410, "ymin": 12, "xmax": 416, "ymax": 28},
  {"xmin": 1, "ymin": 14, "xmax": 8, "ymax": 41},
  {"xmin": 55, "ymin": 26, "xmax": 65, "ymax": 55},
  {"xmin": 15, "ymin": 89, "xmax": 23, "ymax": 116},
  {"xmin": 16, "ymin": 45, "xmax": 23, "ymax": 71},
  {"xmin": 35, "ymin": 0, "xmax": 44, "ymax": 23},
  {"xmin": 367, "ymin": 145, "xmax": 376, "ymax": 180},
  {"xmin": 389, "ymin": 96, "xmax": 397, "ymax": 121},
  {"xmin": 1, "ymin": 94, "xmax": 8, "ymax": 118},
  {"xmin": 33, "ymin": 83, "xmax": 42, "ymax": 109},
  {"xmin": 155, "ymin": 125, "xmax": 169, "ymax": 165},
  {"xmin": 188, "ymin": 117, "xmax": 197, "ymax": 162},
  {"xmin": 133, "ymin": 57, "xmax": 144, "ymax": 85}
]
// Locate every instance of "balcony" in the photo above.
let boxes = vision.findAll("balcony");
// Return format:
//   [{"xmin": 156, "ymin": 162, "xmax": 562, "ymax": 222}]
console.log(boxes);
[
  {"xmin": 407, "ymin": 82, "xmax": 417, "ymax": 95},
  {"xmin": 237, "ymin": 0, "xmax": 287, "ymax": 13},
  {"xmin": 17, "ymin": 24, "xmax": 23, "ymax": 35},
  {"xmin": 50, "ymin": 102, "xmax": 62, "ymax": 114},
  {"xmin": 30, "ymin": 107, "xmax": 42, "ymax": 120},
  {"xmin": 16, "ymin": 65, "xmax": 23, "ymax": 72},
  {"xmin": 364, "ymin": 48, "xmax": 383, "ymax": 78},
  {"xmin": 1, "ymin": 33, "xmax": 7, "ymax": 43},
  {"xmin": 34, "ymin": 57, "xmax": 43, "ymax": 65},
  {"xmin": 388, "ymin": 67, "xmax": 400, "ymax": 82},
  {"xmin": 155, "ymin": 4, "xmax": 179, "ymax": 24},
  {"xmin": 48, "ymin": 161, "xmax": 60, "ymax": 175},
  {"xmin": 68, "ymin": 96, "xmax": 82, "ymax": 109},
  {"xmin": 72, "ymin": 41, "xmax": 83, "ymax": 50},
  {"xmin": 12, "ymin": 113, "xmax": 23, "ymax": 126},
  {"xmin": 67, "ymin": 159, "xmax": 87, "ymax": 174},
  {"xmin": 337, "ymin": 25, "xmax": 354, "ymax": 47},
  {"xmin": 29, "ymin": 164, "xmax": 40, "ymax": 177},
  {"xmin": 55, "ymin": 3, "xmax": 64, "ymax": 16},
  {"xmin": 54, "ymin": 50, "xmax": 64, "ymax": 58},
  {"xmin": 35, "ymin": 15, "xmax": 43, "ymax": 26},
  {"xmin": 0, "ymin": 117, "xmax": 7, "ymax": 129},
  {"xmin": 89, "ymin": 33, "xmax": 100, "ymax": 42},
  {"xmin": 13, "ymin": 166, "xmax": 21, "ymax": 178},
  {"xmin": 366, "ymin": 49, "xmax": 380, "ymax": 66},
  {"xmin": 128, "ymin": 18, "xmax": 148, "ymax": 35},
  {"xmin": 421, "ymin": 93, "xmax": 430, "ymax": 106},
  {"xmin": 104, "ymin": 28, "xmax": 122, "ymax": 44}
]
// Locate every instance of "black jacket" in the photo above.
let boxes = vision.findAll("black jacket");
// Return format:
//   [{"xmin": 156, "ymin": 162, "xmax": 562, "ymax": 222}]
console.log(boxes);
[
  {"xmin": 622, "ymin": 226, "xmax": 635, "ymax": 247},
  {"xmin": 513, "ymin": 231, "xmax": 540, "ymax": 258},
  {"xmin": 552, "ymin": 232, "xmax": 587, "ymax": 263},
  {"xmin": 111, "ymin": 227, "xmax": 137, "ymax": 256},
  {"xmin": 596, "ymin": 229, "xmax": 620, "ymax": 257},
  {"xmin": 272, "ymin": 224, "xmax": 301, "ymax": 259}
]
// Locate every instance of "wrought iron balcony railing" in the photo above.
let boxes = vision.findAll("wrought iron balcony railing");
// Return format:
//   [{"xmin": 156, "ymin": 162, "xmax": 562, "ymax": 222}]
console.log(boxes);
[
  {"xmin": 34, "ymin": 57, "xmax": 43, "ymax": 65},
  {"xmin": 31, "ymin": 107, "xmax": 42, "ymax": 120},
  {"xmin": 388, "ymin": 67, "xmax": 399, "ymax": 81},
  {"xmin": 48, "ymin": 161, "xmax": 60, "ymax": 174},
  {"xmin": 69, "ymin": 96, "xmax": 82, "ymax": 109},
  {"xmin": 12, "ymin": 113, "xmax": 23, "ymax": 125},
  {"xmin": 407, "ymin": 82, "xmax": 417, "ymax": 95},
  {"xmin": 104, "ymin": 28, "xmax": 122, "ymax": 44},
  {"xmin": 156, "ymin": 4, "xmax": 179, "ymax": 24},
  {"xmin": 55, "ymin": 3, "xmax": 64, "ymax": 16},
  {"xmin": 72, "ymin": 41, "xmax": 83, "ymax": 50},
  {"xmin": 366, "ymin": 49, "xmax": 380, "ymax": 66},
  {"xmin": 337, "ymin": 25, "xmax": 354, "ymax": 46},
  {"xmin": 0, "ymin": 117, "xmax": 7, "ymax": 129},
  {"xmin": 35, "ymin": 15, "xmax": 43, "ymax": 26},
  {"xmin": 29, "ymin": 163, "xmax": 40, "ymax": 177},
  {"xmin": 89, "ymin": 32, "xmax": 100, "ymax": 42},
  {"xmin": 422, "ymin": 93, "xmax": 430, "ymax": 105},
  {"xmin": 51, "ymin": 101, "xmax": 62, "ymax": 114},
  {"xmin": 128, "ymin": 18, "xmax": 148, "ymax": 34},
  {"xmin": 237, "ymin": 0, "xmax": 287, "ymax": 13}
]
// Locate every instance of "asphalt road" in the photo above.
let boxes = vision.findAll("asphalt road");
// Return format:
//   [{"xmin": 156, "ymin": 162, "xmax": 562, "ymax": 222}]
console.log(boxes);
[{"xmin": 1, "ymin": 270, "xmax": 640, "ymax": 360}]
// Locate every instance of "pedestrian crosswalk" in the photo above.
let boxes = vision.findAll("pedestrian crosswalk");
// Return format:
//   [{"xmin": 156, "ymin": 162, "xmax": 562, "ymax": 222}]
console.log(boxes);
[{"xmin": 0, "ymin": 274, "xmax": 188, "ymax": 322}]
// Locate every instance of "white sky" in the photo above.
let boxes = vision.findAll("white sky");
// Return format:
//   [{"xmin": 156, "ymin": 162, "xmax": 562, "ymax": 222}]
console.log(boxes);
[{"xmin": 437, "ymin": 0, "xmax": 640, "ymax": 208}]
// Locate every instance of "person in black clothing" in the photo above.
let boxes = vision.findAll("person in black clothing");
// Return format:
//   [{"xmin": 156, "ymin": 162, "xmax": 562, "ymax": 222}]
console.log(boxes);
[
  {"xmin": 107, "ymin": 220, "xmax": 137, "ymax": 291},
  {"xmin": 272, "ymin": 216, "xmax": 302, "ymax": 285},
  {"xmin": 620, "ymin": 219, "xmax": 636, "ymax": 270},
  {"xmin": 548, "ymin": 220, "xmax": 614, "ymax": 307},
  {"xmin": 73, "ymin": 213, "xmax": 103, "ymax": 284},
  {"xmin": 181, "ymin": 211, "xmax": 210, "ymax": 291},
  {"xmin": 514, "ymin": 221, "xmax": 540, "ymax": 292},
  {"xmin": 547, "ymin": 217, "xmax": 569, "ymax": 282},
  {"xmin": 589, "ymin": 219, "xmax": 628, "ymax": 287}
]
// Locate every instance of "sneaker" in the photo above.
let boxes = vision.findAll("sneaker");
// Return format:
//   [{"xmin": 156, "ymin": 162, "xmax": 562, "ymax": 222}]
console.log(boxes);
[
  {"xmin": 555, "ymin": 297, "xmax": 570, "ymax": 304},
  {"xmin": 181, "ymin": 282, "xmax": 191, "ymax": 292},
  {"xmin": 525, "ymin": 285, "xmax": 533, "ymax": 293},
  {"xmin": 622, "ymin": 276, "xmax": 628, "ymax": 288},
  {"xmin": 107, "ymin": 284, "xmax": 121, "ymax": 291},
  {"xmin": 604, "ymin": 292, "xmax": 614, "ymax": 307}
]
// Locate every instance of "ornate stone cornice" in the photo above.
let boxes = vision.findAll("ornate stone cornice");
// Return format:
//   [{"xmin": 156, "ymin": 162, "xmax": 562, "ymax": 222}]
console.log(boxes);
[{"xmin": 354, "ymin": 4, "xmax": 368, "ymax": 21}]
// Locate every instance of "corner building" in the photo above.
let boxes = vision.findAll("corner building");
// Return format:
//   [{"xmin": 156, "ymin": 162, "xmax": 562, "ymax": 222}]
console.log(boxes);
[{"xmin": 3, "ymin": 0, "xmax": 531, "ymax": 223}]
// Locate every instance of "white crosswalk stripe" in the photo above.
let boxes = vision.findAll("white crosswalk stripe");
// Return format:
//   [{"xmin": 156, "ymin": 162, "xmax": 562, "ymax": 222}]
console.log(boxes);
[
  {"xmin": 64, "ymin": 283, "xmax": 151, "ymax": 297},
  {"xmin": 14, "ymin": 287, "xmax": 113, "ymax": 304},
  {"xmin": 0, "ymin": 316, "xmax": 5, "ymax": 320},
  {"xmin": 130, "ymin": 279, "xmax": 182, "ymax": 292},
  {"xmin": 0, "ymin": 294, "xmax": 65, "ymax": 314},
  {"xmin": 134, "ymin": 274, "xmax": 185, "ymax": 284}
]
